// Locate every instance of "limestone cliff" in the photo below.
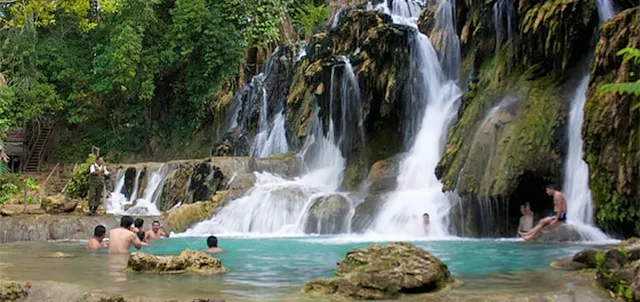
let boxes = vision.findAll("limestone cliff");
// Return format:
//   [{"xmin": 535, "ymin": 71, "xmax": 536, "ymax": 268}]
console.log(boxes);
[{"xmin": 583, "ymin": 8, "xmax": 640, "ymax": 237}]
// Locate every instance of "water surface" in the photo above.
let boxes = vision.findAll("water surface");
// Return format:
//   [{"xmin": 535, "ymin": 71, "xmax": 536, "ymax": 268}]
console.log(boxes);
[{"xmin": 0, "ymin": 237, "xmax": 605, "ymax": 301}]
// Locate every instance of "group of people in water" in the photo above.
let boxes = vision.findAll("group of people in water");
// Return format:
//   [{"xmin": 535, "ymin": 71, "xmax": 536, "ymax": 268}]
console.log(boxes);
[
  {"xmin": 86, "ymin": 215, "xmax": 223, "ymax": 254},
  {"xmin": 517, "ymin": 184, "xmax": 568, "ymax": 240}
]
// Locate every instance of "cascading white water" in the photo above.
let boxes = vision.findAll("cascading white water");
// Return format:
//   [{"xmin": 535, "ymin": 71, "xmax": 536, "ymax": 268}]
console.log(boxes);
[
  {"xmin": 183, "ymin": 57, "xmax": 367, "ymax": 236},
  {"xmin": 368, "ymin": 0, "xmax": 461, "ymax": 237},
  {"xmin": 106, "ymin": 165, "xmax": 169, "ymax": 216},
  {"xmin": 434, "ymin": 0, "xmax": 461, "ymax": 80},
  {"xmin": 561, "ymin": 4, "xmax": 614, "ymax": 241},
  {"xmin": 563, "ymin": 77, "xmax": 608, "ymax": 241},
  {"xmin": 493, "ymin": 0, "xmax": 516, "ymax": 52},
  {"xmin": 596, "ymin": 0, "xmax": 615, "ymax": 21}
]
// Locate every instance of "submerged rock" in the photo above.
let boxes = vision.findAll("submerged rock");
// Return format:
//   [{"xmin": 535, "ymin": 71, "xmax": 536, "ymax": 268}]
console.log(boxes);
[
  {"xmin": 528, "ymin": 223, "xmax": 581, "ymax": 243},
  {"xmin": 0, "ymin": 280, "xmax": 29, "ymax": 301},
  {"xmin": 304, "ymin": 194, "xmax": 351, "ymax": 234},
  {"xmin": 41, "ymin": 194, "xmax": 78, "ymax": 214},
  {"xmin": 126, "ymin": 249, "xmax": 227, "ymax": 274},
  {"xmin": 302, "ymin": 242, "xmax": 453, "ymax": 299}
]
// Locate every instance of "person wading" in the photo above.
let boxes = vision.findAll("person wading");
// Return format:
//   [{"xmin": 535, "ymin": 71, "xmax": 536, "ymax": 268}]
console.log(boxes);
[{"xmin": 88, "ymin": 156, "xmax": 110, "ymax": 216}]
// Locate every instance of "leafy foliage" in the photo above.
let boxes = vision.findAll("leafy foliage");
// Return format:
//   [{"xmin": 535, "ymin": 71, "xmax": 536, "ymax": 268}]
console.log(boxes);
[
  {"xmin": 65, "ymin": 153, "xmax": 98, "ymax": 199},
  {"xmin": 599, "ymin": 47, "xmax": 640, "ymax": 107},
  {"xmin": 291, "ymin": 2, "xmax": 330, "ymax": 39},
  {"xmin": 0, "ymin": 0, "xmax": 292, "ymax": 161}
]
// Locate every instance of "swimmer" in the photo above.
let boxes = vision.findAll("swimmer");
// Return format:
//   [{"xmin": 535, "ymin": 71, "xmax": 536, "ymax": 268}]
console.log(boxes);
[
  {"xmin": 132, "ymin": 218, "xmax": 146, "ymax": 242},
  {"xmin": 108, "ymin": 215, "xmax": 147, "ymax": 254},
  {"xmin": 203, "ymin": 236, "xmax": 224, "ymax": 254},
  {"xmin": 87, "ymin": 225, "xmax": 107, "ymax": 250},
  {"xmin": 522, "ymin": 184, "xmax": 568, "ymax": 241},
  {"xmin": 145, "ymin": 220, "xmax": 169, "ymax": 242},
  {"xmin": 423, "ymin": 213, "xmax": 430, "ymax": 234}
]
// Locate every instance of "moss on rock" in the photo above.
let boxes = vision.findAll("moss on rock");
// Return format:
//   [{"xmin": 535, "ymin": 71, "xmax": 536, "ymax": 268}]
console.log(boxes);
[
  {"xmin": 583, "ymin": 8, "xmax": 640, "ymax": 237},
  {"xmin": 302, "ymin": 242, "xmax": 454, "ymax": 299},
  {"xmin": 125, "ymin": 249, "xmax": 227, "ymax": 274}
]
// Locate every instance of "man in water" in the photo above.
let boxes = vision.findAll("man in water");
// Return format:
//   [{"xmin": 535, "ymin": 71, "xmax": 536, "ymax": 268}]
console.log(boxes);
[
  {"xmin": 108, "ymin": 216, "xmax": 146, "ymax": 254},
  {"xmin": 423, "ymin": 213, "xmax": 430, "ymax": 234},
  {"xmin": 516, "ymin": 204, "xmax": 534, "ymax": 236},
  {"xmin": 87, "ymin": 225, "xmax": 107, "ymax": 250},
  {"xmin": 132, "ymin": 218, "xmax": 146, "ymax": 242},
  {"xmin": 522, "ymin": 185, "xmax": 568, "ymax": 241},
  {"xmin": 145, "ymin": 220, "xmax": 169, "ymax": 242},
  {"xmin": 203, "ymin": 236, "xmax": 224, "ymax": 254},
  {"xmin": 88, "ymin": 156, "xmax": 110, "ymax": 216}
]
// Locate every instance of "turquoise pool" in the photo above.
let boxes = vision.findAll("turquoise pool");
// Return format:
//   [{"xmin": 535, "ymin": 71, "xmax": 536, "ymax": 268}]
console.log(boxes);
[{"xmin": 0, "ymin": 236, "xmax": 605, "ymax": 301}]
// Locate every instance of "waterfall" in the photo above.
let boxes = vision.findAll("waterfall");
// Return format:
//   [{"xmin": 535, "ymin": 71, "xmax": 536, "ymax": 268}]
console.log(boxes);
[
  {"xmin": 492, "ymin": 0, "xmax": 516, "ymax": 52},
  {"xmin": 596, "ymin": 0, "xmax": 615, "ymax": 21},
  {"xmin": 560, "ymin": 0, "xmax": 615, "ymax": 241},
  {"xmin": 563, "ymin": 77, "xmax": 608, "ymax": 241},
  {"xmin": 434, "ymin": 0, "xmax": 461, "ymax": 80},
  {"xmin": 367, "ymin": 0, "xmax": 462, "ymax": 237},
  {"xmin": 106, "ymin": 165, "xmax": 169, "ymax": 216},
  {"xmin": 183, "ymin": 57, "xmax": 366, "ymax": 236}
]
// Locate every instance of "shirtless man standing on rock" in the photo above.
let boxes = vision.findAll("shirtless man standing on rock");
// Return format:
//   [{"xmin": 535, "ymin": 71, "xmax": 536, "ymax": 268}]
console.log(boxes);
[
  {"xmin": 108, "ymin": 215, "xmax": 147, "ymax": 254},
  {"xmin": 522, "ymin": 184, "xmax": 568, "ymax": 241}
]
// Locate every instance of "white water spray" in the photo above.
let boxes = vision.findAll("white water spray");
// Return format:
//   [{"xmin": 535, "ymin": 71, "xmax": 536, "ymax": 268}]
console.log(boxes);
[
  {"xmin": 563, "ymin": 77, "xmax": 608, "ymax": 241},
  {"xmin": 561, "ymin": 0, "xmax": 615, "ymax": 241},
  {"xmin": 106, "ymin": 165, "xmax": 169, "ymax": 216},
  {"xmin": 368, "ymin": 0, "xmax": 462, "ymax": 237},
  {"xmin": 184, "ymin": 57, "xmax": 367, "ymax": 236}
]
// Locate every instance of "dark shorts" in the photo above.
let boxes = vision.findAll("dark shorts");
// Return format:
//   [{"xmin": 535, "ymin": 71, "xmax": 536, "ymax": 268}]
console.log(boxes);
[{"xmin": 549, "ymin": 212, "xmax": 566, "ymax": 222}]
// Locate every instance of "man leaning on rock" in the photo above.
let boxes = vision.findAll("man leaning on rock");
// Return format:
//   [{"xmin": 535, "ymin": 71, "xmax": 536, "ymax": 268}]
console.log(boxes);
[{"xmin": 88, "ymin": 156, "xmax": 109, "ymax": 216}]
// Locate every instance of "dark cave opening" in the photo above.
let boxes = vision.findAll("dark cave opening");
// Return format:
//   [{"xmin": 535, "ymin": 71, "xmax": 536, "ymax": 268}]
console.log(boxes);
[{"xmin": 510, "ymin": 172, "xmax": 555, "ymax": 222}]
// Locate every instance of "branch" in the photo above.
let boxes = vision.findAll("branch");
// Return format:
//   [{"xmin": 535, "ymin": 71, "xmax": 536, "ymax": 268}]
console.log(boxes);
[{"xmin": 0, "ymin": 0, "xmax": 19, "ymax": 4}]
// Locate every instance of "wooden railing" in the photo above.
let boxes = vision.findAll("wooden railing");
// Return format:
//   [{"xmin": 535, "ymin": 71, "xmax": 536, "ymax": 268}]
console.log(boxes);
[{"xmin": 42, "ymin": 162, "xmax": 60, "ymax": 196}]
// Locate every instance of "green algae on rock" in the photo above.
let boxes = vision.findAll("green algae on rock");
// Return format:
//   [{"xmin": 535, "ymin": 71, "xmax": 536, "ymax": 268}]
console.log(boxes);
[
  {"xmin": 583, "ymin": 7, "xmax": 640, "ymax": 238},
  {"xmin": 302, "ymin": 242, "xmax": 453, "ymax": 299},
  {"xmin": 125, "ymin": 249, "xmax": 227, "ymax": 275},
  {"xmin": 0, "ymin": 280, "xmax": 29, "ymax": 301}
]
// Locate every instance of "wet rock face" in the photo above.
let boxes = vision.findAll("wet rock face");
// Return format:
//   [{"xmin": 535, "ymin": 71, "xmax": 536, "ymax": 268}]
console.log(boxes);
[
  {"xmin": 0, "ymin": 215, "xmax": 167, "ymax": 243},
  {"xmin": 126, "ymin": 249, "xmax": 227, "ymax": 274},
  {"xmin": 302, "ymin": 242, "xmax": 454, "ymax": 299},
  {"xmin": 367, "ymin": 155, "xmax": 401, "ymax": 193},
  {"xmin": 123, "ymin": 167, "xmax": 137, "ymax": 199},
  {"xmin": 286, "ymin": 9, "xmax": 411, "ymax": 185},
  {"xmin": 528, "ymin": 223, "xmax": 581, "ymax": 243},
  {"xmin": 304, "ymin": 194, "xmax": 351, "ymax": 234},
  {"xmin": 351, "ymin": 193, "xmax": 386, "ymax": 233},
  {"xmin": 583, "ymin": 7, "xmax": 640, "ymax": 237}
]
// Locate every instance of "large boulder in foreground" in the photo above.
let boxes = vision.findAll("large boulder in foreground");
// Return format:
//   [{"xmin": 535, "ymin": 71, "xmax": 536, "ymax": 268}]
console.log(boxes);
[
  {"xmin": 125, "ymin": 249, "xmax": 227, "ymax": 274},
  {"xmin": 528, "ymin": 223, "xmax": 581, "ymax": 243},
  {"xmin": 302, "ymin": 242, "xmax": 453, "ymax": 299},
  {"xmin": 0, "ymin": 280, "xmax": 29, "ymax": 301}
]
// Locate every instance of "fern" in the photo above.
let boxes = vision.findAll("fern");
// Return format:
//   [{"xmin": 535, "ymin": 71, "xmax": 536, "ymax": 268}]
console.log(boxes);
[
  {"xmin": 291, "ymin": 2, "xmax": 330, "ymax": 39},
  {"xmin": 598, "ymin": 47, "xmax": 640, "ymax": 111}
]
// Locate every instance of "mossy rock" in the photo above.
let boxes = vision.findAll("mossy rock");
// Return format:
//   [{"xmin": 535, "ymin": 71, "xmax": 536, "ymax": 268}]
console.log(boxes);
[
  {"xmin": 583, "ymin": 8, "xmax": 640, "ymax": 237},
  {"xmin": 0, "ymin": 280, "xmax": 28, "ymax": 301},
  {"xmin": 302, "ymin": 242, "xmax": 454, "ymax": 299},
  {"xmin": 125, "ymin": 249, "xmax": 227, "ymax": 275}
]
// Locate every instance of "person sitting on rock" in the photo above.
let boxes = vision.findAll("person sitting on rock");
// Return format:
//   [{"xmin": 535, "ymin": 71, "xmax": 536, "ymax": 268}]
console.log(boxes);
[
  {"xmin": 87, "ymin": 225, "xmax": 107, "ymax": 250},
  {"xmin": 132, "ymin": 218, "xmax": 146, "ymax": 242},
  {"xmin": 203, "ymin": 236, "xmax": 224, "ymax": 254},
  {"xmin": 522, "ymin": 185, "xmax": 568, "ymax": 241},
  {"xmin": 108, "ymin": 215, "xmax": 146, "ymax": 254},
  {"xmin": 145, "ymin": 220, "xmax": 169, "ymax": 242},
  {"xmin": 422, "ymin": 213, "xmax": 430, "ymax": 235},
  {"xmin": 517, "ymin": 204, "xmax": 534, "ymax": 237}
]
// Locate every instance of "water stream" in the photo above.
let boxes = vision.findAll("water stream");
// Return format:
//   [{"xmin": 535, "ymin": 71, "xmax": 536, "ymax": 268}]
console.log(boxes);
[
  {"xmin": 368, "ymin": 0, "xmax": 461, "ymax": 237},
  {"xmin": 106, "ymin": 165, "xmax": 169, "ymax": 216},
  {"xmin": 561, "ymin": 3, "xmax": 615, "ymax": 241}
]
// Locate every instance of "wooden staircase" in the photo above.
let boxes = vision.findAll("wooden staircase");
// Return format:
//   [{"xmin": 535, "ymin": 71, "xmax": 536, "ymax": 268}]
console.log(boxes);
[{"xmin": 23, "ymin": 121, "xmax": 56, "ymax": 173}]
